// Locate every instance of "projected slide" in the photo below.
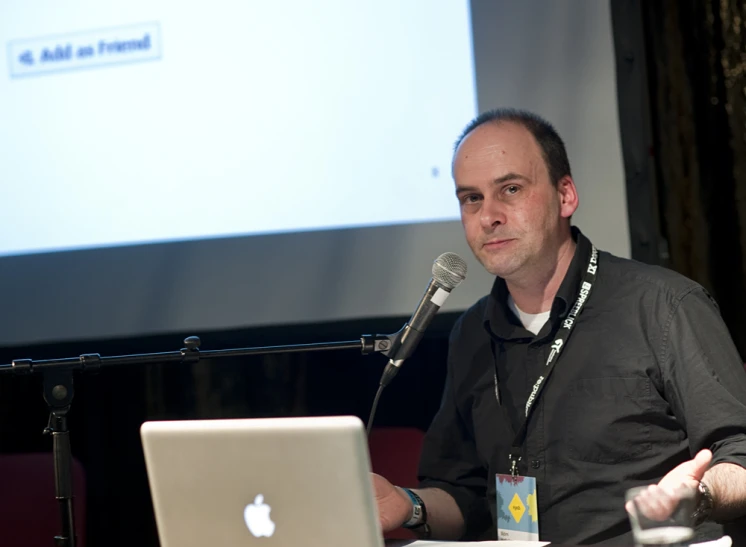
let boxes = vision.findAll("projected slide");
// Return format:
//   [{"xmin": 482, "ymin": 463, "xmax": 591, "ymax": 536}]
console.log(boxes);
[{"xmin": 0, "ymin": 1, "xmax": 476, "ymax": 256}]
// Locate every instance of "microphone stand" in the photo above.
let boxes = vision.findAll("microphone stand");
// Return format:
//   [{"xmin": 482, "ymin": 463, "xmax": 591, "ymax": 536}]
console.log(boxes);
[{"xmin": 0, "ymin": 333, "xmax": 396, "ymax": 547}]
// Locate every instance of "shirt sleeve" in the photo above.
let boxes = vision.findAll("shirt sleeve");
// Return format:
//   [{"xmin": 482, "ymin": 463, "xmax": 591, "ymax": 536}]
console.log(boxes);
[
  {"xmin": 417, "ymin": 342, "xmax": 492, "ymax": 539},
  {"xmin": 661, "ymin": 286, "xmax": 746, "ymax": 468}
]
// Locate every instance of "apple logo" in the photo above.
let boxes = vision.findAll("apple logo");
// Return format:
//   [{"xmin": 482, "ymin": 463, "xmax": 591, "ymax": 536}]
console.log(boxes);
[{"xmin": 243, "ymin": 494, "xmax": 276, "ymax": 538}]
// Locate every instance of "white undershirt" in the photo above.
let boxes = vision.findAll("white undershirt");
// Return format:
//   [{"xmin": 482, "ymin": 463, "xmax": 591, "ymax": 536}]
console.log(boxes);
[{"xmin": 508, "ymin": 295, "xmax": 550, "ymax": 335}]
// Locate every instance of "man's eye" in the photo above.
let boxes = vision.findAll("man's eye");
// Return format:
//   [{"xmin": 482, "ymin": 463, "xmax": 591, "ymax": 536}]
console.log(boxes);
[
  {"xmin": 504, "ymin": 185, "xmax": 520, "ymax": 195},
  {"xmin": 460, "ymin": 195, "xmax": 480, "ymax": 204}
]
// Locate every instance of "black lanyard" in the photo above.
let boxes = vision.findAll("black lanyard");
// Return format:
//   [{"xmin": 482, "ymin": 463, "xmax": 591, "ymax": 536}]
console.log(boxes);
[{"xmin": 493, "ymin": 245, "xmax": 598, "ymax": 476}]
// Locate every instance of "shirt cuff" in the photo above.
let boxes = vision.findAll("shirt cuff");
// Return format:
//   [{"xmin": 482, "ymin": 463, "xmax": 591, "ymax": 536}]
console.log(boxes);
[{"xmin": 710, "ymin": 433, "xmax": 746, "ymax": 469}]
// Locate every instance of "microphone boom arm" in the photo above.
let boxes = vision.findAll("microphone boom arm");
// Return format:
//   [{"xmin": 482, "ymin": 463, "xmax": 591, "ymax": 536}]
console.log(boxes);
[{"xmin": 0, "ymin": 334, "xmax": 397, "ymax": 376}]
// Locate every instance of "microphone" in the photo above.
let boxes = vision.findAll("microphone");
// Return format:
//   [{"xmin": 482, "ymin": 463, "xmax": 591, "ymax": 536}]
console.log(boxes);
[{"xmin": 379, "ymin": 252, "xmax": 467, "ymax": 387}]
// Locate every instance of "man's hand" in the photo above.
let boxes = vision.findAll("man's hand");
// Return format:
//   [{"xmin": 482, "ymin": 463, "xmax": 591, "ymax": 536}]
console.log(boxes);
[
  {"xmin": 658, "ymin": 449, "xmax": 712, "ymax": 492},
  {"xmin": 626, "ymin": 449, "xmax": 713, "ymax": 522},
  {"xmin": 371, "ymin": 473, "xmax": 413, "ymax": 532}
]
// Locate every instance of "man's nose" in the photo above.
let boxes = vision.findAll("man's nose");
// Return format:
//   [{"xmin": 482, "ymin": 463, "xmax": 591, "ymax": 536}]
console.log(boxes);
[{"xmin": 479, "ymin": 197, "xmax": 506, "ymax": 230}]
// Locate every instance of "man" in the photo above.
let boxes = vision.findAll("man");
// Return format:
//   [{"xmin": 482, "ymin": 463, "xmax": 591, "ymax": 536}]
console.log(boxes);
[{"xmin": 374, "ymin": 109, "xmax": 746, "ymax": 544}]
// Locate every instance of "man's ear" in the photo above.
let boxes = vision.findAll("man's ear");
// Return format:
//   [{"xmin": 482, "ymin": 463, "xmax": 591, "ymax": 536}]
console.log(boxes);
[{"xmin": 557, "ymin": 175, "xmax": 579, "ymax": 219}]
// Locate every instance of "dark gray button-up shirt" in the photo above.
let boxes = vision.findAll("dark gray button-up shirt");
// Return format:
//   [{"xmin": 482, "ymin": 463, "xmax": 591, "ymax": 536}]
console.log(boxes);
[{"xmin": 419, "ymin": 227, "xmax": 746, "ymax": 544}]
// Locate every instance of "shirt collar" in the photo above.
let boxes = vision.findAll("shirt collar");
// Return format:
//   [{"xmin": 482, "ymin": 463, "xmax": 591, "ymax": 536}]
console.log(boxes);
[{"xmin": 482, "ymin": 226, "xmax": 593, "ymax": 341}]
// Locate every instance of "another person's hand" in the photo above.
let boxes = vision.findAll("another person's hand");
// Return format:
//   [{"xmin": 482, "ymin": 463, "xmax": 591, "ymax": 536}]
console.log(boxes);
[{"xmin": 371, "ymin": 473, "xmax": 413, "ymax": 532}]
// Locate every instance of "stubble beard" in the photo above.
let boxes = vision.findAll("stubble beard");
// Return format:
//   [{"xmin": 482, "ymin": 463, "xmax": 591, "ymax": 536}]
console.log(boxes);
[{"xmin": 476, "ymin": 245, "xmax": 529, "ymax": 280}]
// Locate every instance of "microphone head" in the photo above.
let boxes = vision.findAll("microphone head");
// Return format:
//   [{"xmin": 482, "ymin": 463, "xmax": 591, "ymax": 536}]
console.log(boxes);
[{"xmin": 432, "ymin": 252, "xmax": 467, "ymax": 290}]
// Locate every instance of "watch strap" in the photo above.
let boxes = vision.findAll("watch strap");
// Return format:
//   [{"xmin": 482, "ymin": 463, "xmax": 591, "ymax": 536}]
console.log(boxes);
[
  {"xmin": 692, "ymin": 480, "xmax": 714, "ymax": 526},
  {"xmin": 401, "ymin": 488, "xmax": 427, "ymax": 527},
  {"xmin": 401, "ymin": 488, "xmax": 431, "ymax": 538}
]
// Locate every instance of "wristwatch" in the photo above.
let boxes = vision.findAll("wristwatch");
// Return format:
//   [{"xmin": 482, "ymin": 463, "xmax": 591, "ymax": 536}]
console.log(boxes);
[
  {"xmin": 401, "ymin": 488, "xmax": 432, "ymax": 538},
  {"xmin": 692, "ymin": 480, "xmax": 714, "ymax": 526}
]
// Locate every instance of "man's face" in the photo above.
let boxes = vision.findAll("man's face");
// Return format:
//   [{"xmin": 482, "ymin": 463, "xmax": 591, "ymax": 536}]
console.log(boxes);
[{"xmin": 453, "ymin": 121, "xmax": 577, "ymax": 280}]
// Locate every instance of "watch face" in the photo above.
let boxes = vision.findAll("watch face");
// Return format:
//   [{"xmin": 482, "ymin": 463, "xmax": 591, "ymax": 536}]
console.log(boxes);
[
  {"xmin": 700, "ymin": 482, "xmax": 713, "ymax": 504},
  {"xmin": 694, "ymin": 481, "xmax": 714, "ymax": 524}
]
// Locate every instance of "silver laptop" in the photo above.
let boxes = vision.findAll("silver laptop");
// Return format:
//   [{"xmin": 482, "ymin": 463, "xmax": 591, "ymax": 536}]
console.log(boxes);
[{"xmin": 141, "ymin": 415, "xmax": 384, "ymax": 547}]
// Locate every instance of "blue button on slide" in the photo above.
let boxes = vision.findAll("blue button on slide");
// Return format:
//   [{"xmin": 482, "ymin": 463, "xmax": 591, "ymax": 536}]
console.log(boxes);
[{"xmin": 7, "ymin": 22, "xmax": 161, "ymax": 78}]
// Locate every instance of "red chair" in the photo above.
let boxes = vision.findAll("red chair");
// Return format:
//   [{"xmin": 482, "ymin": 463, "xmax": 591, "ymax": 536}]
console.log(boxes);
[
  {"xmin": 0, "ymin": 453, "xmax": 87, "ymax": 547},
  {"xmin": 368, "ymin": 427, "xmax": 425, "ymax": 539}
]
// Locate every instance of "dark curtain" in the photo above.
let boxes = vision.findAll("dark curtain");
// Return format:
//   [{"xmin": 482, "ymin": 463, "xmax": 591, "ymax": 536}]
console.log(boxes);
[{"xmin": 641, "ymin": 0, "xmax": 746, "ymax": 356}]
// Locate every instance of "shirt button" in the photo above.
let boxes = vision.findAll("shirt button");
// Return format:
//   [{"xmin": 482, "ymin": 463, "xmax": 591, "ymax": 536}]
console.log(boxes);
[{"xmin": 530, "ymin": 460, "xmax": 541, "ymax": 469}]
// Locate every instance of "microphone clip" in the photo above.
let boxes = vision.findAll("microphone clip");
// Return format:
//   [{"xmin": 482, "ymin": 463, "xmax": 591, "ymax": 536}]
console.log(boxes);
[{"xmin": 360, "ymin": 333, "xmax": 400, "ymax": 356}]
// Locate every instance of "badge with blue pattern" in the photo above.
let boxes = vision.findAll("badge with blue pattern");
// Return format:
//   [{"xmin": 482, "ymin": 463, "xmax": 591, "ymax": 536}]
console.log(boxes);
[{"xmin": 495, "ymin": 474, "xmax": 539, "ymax": 541}]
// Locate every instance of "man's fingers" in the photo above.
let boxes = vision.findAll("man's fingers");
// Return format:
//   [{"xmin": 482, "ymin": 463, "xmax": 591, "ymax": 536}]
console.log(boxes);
[
  {"xmin": 636, "ymin": 486, "xmax": 677, "ymax": 521},
  {"xmin": 691, "ymin": 449, "xmax": 713, "ymax": 480}
]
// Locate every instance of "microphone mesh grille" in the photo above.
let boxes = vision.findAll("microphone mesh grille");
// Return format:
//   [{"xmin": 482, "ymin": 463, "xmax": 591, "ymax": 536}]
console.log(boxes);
[{"xmin": 432, "ymin": 252, "xmax": 467, "ymax": 290}]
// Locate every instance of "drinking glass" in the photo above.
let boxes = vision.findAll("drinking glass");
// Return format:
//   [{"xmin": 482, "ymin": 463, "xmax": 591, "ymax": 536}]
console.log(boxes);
[{"xmin": 625, "ymin": 484, "xmax": 697, "ymax": 547}]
